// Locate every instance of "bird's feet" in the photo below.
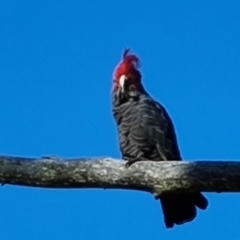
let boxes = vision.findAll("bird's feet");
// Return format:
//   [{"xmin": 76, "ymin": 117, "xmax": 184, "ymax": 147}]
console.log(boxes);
[
  {"xmin": 124, "ymin": 157, "xmax": 141, "ymax": 168},
  {"xmin": 41, "ymin": 155, "xmax": 60, "ymax": 160}
]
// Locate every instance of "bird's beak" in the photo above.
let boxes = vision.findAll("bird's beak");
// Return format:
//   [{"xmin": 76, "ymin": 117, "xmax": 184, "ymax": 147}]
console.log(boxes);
[{"xmin": 119, "ymin": 75, "xmax": 127, "ymax": 92}]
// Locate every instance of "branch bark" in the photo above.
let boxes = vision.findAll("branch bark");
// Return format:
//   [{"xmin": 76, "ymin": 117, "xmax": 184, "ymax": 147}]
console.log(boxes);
[{"xmin": 0, "ymin": 155, "xmax": 239, "ymax": 196}]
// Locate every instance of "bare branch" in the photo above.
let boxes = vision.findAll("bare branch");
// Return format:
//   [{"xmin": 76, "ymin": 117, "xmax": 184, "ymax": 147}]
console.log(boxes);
[{"xmin": 0, "ymin": 155, "xmax": 239, "ymax": 196}]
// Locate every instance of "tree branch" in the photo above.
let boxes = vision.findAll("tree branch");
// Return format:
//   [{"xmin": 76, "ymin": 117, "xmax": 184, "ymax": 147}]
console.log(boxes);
[{"xmin": 0, "ymin": 155, "xmax": 239, "ymax": 196}]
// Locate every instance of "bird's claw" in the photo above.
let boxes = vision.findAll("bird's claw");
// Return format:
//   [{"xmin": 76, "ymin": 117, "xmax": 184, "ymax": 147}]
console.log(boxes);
[
  {"xmin": 125, "ymin": 161, "xmax": 131, "ymax": 168},
  {"xmin": 124, "ymin": 158, "xmax": 141, "ymax": 168},
  {"xmin": 41, "ymin": 155, "xmax": 60, "ymax": 160}
]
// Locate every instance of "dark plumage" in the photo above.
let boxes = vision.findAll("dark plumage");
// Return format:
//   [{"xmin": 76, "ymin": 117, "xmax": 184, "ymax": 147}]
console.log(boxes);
[{"xmin": 111, "ymin": 49, "xmax": 208, "ymax": 228}]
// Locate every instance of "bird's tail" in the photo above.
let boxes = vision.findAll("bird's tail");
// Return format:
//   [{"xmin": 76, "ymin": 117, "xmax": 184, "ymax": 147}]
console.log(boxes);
[{"xmin": 160, "ymin": 192, "xmax": 208, "ymax": 228}]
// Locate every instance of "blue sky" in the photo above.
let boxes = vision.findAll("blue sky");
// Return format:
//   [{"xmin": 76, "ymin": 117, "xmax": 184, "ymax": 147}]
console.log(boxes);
[{"xmin": 0, "ymin": 1, "xmax": 240, "ymax": 239}]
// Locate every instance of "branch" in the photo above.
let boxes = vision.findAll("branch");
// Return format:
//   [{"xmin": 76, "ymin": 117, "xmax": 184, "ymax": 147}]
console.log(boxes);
[{"xmin": 0, "ymin": 155, "xmax": 239, "ymax": 196}]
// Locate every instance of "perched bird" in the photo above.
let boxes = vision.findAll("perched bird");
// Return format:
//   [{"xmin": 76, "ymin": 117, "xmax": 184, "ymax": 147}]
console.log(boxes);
[{"xmin": 111, "ymin": 49, "xmax": 208, "ymax": 228}]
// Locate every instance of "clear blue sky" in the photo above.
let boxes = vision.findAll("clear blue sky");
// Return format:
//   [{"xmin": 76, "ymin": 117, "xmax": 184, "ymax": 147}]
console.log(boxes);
[{"xmin": 0, "ymin": 1, "xmax": 240, "ymax": 239}]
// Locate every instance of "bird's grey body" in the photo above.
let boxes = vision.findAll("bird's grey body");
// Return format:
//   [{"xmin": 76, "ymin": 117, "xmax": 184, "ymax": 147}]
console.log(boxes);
[
  {"xmin": 112, "ymin": 87, "xmax": 208, "ymax": 228},
  {"xmin": 113, "ymin": 89, "xmax": 181, "ymax": 162}
]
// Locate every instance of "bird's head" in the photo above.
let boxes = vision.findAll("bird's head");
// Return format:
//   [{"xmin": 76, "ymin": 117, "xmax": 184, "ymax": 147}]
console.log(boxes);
[{"xmin": 112, "ymin": 49, "xmax": 144, "ymax": 94}]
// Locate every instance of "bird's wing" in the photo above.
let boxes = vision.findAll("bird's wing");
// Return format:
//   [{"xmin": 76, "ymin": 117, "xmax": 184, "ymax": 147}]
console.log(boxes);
[{"xmin": 138, "ymin": 96, "xmax": 182, "ymax": 160}]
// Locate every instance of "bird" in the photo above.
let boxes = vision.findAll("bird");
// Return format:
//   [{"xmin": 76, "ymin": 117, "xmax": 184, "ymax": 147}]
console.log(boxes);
[{"xmin": 111, "ymin": 49, "xmax": 208, "ymax": 228}]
